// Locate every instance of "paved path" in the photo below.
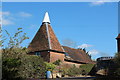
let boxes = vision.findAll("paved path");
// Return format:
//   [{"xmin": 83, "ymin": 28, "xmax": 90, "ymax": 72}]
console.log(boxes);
[{"xmin": 62, "ymin": 76, "xmax": 96, "ymax": 79}]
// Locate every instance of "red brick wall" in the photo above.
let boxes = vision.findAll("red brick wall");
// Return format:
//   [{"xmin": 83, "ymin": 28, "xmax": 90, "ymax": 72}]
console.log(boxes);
[
  {"xmin": 117, "ymin": 39, "xmax": 120, "ymax": 52},
  {"xmin": 40, "ymin": 51, "xmax": 50, "ymax": 62},
  {"xmin": 28, "ymin": 52, "xmax": 35, "ymax": 55},
  {"xmin": 116, "ymin": 34, "xmax": 120, "ymax": 53},
  {"xmin": 49, "ymin": 52, "xmax": 64, "ymax": 63},
  {"xmin": 28, "ymin": 51, "xmax": 64, "ymax": 63}
]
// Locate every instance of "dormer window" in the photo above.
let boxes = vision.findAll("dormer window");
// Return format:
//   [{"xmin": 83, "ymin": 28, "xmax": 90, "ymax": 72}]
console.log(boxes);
[
  {"xmin": 65, "ymin": 52, "xmax": 69, "ymax": 56},
  {"xmin": 65, "ymin": 52, "xmax": 71, "ymax": 58}
]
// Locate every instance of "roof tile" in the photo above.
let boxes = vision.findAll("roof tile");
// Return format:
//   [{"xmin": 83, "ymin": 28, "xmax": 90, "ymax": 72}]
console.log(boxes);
[
  {"xmin": 63, "ymin": 46, "xmax": 94, "ymax": 64},
  {"xmin": 28, "ymin": 23, "xmax": 64, "ymax": 52}
]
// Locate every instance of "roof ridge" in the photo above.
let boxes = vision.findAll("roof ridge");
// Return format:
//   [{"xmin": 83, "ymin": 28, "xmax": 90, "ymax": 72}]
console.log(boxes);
[{"xmin": 45, "ymin": 23, "xmax": 52, "ymax": 49}]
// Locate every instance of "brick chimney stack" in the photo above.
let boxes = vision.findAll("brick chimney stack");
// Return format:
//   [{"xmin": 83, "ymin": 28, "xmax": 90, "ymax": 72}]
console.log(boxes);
[{"xmin": 116, "ymin": 34, "xmax": 120, "ymax": 53}]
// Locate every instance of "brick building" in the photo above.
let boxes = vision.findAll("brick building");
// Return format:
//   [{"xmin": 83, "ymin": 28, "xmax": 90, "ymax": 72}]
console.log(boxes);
[
  {"xmin": 116, "ymin": 34, "xmax": 120, "ymax": 53},
  {"xmin": 28, "ymin": 12, "xmax": 94, "ymax": 64}
]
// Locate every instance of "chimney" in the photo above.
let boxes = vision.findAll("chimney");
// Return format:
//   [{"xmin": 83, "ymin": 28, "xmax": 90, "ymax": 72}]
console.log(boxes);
[{"xmin": 116, "ymin": 34, "xmax": 120, "ymax": 53}]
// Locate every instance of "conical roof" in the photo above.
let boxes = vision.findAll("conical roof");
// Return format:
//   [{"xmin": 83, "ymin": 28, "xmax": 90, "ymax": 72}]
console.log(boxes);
[
  {"xmin": 28, "ymin": 13, "xmax": 64, "ymax": 52},
  {"xmin": 42, "ymin": 12, "xmax": 50, "ymax": 23},
  {"xmin": 116, "ymin": 34, "xmax": 120, "ymax": 39}
]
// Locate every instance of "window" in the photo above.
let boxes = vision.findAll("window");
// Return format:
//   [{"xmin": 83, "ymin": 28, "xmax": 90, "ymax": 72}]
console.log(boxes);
[{"xmin": 35, "ymin": 52, "xmax": 41, "ymax": 56}]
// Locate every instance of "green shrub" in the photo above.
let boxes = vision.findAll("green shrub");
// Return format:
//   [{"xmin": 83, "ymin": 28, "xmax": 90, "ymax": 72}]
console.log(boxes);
[
  {"xmin": 2, "ymin": 58, "xmax": 21, "ymax": 79},
  {"xmin": 53, "ymin": 59, "xmax": 61, "ymax": 65},
  {"xmin": 79, "ymin": 64, "xmax": 95, "ymax": 75},
  {"xmin": 2, "ymin": 28, "xmax": 46, "ymax": 79},
  {"xmin": 67, "ymin": 65, "xmax": 81, "ymax": 76},
  {"xmin": 19, "ymin": 55, "xmax": 46, "ymax": 78},
  {"xmin": 44, "ymin": 62, "xmax": 56, "ymax": 71},
  {"xmin": 2, "ymin": 48, "xmax": 46, "ymax": 79},
  {"xmin": 65, "ymin": 64, "xmax": 94, "ymax": 76},
  {"xmin": 114, "ymin": 52, "xmax": 120, "ymax": 76}
]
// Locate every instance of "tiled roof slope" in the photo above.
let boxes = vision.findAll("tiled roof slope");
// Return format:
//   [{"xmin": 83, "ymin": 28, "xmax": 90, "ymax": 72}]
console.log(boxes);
[
  {"xmin": 48, "ymin": 24, "xmax": 64, "ymax": 52},
  {"xmin": 28, "ymin": 23, "xmax": 64, "ymax": 52},
  {"xmin": 63, "ymin": 46, "xmax": 94, "ymax": 64}
]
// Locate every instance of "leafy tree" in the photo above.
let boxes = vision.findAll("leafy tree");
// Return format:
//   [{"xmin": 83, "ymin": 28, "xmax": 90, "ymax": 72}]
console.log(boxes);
[
  {"xmin": 3, "ymin": 48, "xmax": 46, "ymax": 79},
  {"xmin": 86, "ymin": 51, "xmax": 91, "ymax": 59},
  {"xmin": 0, "ymin": 27, "xmax": 3, "ymax": 80},
  {"xmin": 83, "ymin": 48, "xmax": 86, "ymax": 52},
  {"xmin": 114, "ymin": 53, "xmax": 120, "ymax": 66},
  {"xmin": 5, "ymin": 28, "xmax": 29, "ymax": 48},
  {"xmin": 0, "ymin": 27, "xmax": 4, "ymax": 47},
  {"xmin": 2, "ymin": 28, "xmax": 46, "ymax": 79},
  {"xmin": 114, "ymin": 52, "xmax": 120, "ymax": 76},
  {"xmin": 2, "ymin": 28, "xmax": 28, "ymax": 79}
]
